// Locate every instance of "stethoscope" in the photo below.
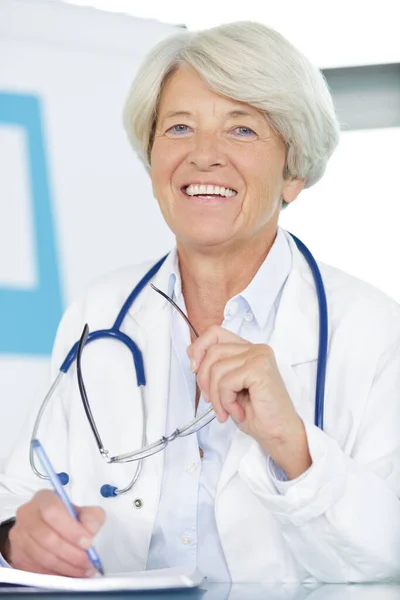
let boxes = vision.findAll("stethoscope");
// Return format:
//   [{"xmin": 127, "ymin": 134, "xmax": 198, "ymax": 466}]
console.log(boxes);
[{"xmin": 30, "ymin": 233, "xmax": 328, "ymax": 498}]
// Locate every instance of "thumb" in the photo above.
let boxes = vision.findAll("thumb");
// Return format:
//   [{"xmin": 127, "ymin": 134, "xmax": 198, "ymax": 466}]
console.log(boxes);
[{"xmin": 76, "ymin": 505, "xmax": 106, "ymax": 537}]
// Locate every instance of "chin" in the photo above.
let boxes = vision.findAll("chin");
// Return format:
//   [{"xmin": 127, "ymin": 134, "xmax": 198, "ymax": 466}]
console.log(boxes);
[{"xmin": 179, "ymin": 229, "xmax": 238, "ymax": 250}]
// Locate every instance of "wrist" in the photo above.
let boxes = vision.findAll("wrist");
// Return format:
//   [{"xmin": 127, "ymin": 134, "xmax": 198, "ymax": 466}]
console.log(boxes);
[{"xmin": 260, "ymin": 417, "xmax": 312, "ymax": 480}]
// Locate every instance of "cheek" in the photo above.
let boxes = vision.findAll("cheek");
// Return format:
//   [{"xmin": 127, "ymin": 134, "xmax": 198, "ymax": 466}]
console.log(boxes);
[
  {"xmin": 246, "ymin": 150, "xmax": 286, "ymax": 196},
  {"xmin": 235, "ymin": 156, "xmax": 271, "ymax": 201},
  {"xmin": 151, "ymin": 140, "xmax": 185, "ymax": 185},
  {"xmin": 235, "ymin": 152, "xmax": 286, "ymax": 223},
  {"xmin": 150, "ymin": 148, "xmax": 169, "ymax": 191}
]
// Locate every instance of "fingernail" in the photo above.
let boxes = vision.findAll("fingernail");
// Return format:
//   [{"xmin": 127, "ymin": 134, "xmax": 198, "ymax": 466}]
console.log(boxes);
[
  {"xmin": 190, "ymin": 359, "xmax": 197, "ymax": 372},
  {"xmin": 79, "ymin": 537, "xmax": 93, "ymax": 550},
  {"xmin": 86, "ymin": 568, "xmax": 97, "ymax": 578},
  {"xmin": 84, "ymin": 519, "xmax": 101, "ymax": 535}
]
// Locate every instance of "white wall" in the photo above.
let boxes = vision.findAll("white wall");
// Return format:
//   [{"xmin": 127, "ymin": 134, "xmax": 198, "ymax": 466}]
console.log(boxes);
[
  {"xmin": 280, "ymin": 127, "xmax": 400, "ymax": 303},
  {"xmin": 64, "ymin": 0, "xmax": 400, "ymax": 67}
]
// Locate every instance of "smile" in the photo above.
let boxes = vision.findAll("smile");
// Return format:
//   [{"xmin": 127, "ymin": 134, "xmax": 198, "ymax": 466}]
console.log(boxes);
[{"xmin": 182, "ymin": 183, "xmax": 238, "ymax": 198}]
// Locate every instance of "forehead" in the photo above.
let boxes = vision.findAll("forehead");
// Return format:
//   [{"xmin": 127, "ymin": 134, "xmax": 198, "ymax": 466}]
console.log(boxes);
[{"xmin": 157, "ymin": 66, "xmax": 262, "ymax": 120}]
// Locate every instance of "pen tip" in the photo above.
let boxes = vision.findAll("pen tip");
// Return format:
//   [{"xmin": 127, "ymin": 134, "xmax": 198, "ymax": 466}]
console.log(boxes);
[{"xmin": 98, "ymin": 567, "xmax": 105, "ymax": 576}]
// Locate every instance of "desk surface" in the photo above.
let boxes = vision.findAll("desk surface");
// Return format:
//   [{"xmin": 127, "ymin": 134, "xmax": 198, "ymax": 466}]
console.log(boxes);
[{"xmin": 0, "ymin": 583, "xmax": 400, "ymax": 599}]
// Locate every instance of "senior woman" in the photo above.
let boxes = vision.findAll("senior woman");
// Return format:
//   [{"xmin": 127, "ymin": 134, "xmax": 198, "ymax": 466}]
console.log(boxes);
[{"xmin": 0, "ymin": 22, "xmax": 399, "ymax": 583}]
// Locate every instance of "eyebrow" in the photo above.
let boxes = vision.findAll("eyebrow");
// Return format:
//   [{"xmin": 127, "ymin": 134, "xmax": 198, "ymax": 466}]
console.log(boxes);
[
  {"xmin": 226, "ymin": 110, "xmax": 256, "ymax": 118},
  {"xmin": 162, "ymin": 110, "xmax": 193, "ymax": 120},
  {"xmin": 161, "ymin": 109, "xmax": 259, "ymax": 120}
]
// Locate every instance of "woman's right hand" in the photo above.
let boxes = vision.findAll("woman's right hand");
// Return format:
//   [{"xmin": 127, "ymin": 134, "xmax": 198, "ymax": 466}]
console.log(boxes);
[{"xmin": 4, "ymin": 490, "xmax": 106, "ymax": 577}]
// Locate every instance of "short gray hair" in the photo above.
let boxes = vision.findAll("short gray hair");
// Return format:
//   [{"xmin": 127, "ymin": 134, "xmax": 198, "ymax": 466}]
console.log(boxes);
[{"xmin": 123, "ymin": 21, "xmax": 340, "ymax": 189}]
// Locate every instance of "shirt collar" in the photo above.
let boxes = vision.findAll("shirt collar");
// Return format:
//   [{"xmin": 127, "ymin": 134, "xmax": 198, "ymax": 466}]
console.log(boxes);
[
  {"xmin": 238, "ymin": 227, "xmax": 292, "ymax": 328},
  {"xmin": 167, "ymin": 248, "xmax": 182, "ymax": 301},
  {"xmin": 164, "ymin": 227, "xmax": 292, "ymax": 328}
]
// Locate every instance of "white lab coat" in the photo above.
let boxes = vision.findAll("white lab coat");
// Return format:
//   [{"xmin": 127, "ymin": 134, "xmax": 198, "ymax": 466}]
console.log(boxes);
[{"xmin": 1, "ymin": 233, "xmax": 400, "ymax": 582}]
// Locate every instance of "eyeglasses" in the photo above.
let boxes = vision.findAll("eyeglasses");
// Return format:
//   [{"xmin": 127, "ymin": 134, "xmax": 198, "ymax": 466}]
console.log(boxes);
[{"xmin": 76, "ymin": 283, "xmax": 216, "ymax": 466}]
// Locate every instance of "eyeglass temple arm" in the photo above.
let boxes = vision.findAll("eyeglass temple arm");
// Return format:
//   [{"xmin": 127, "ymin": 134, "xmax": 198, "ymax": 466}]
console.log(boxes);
[
  {"xmin": 104, "ymin": 405, "xmax": 216, "ymax": 464},
  {"xmin": 75, "ymin": 324, "xmax": 106, "ymax": 453},
  {"xmin": 150, "ymin": 284, "xmax": 199, "ymax": 339}
]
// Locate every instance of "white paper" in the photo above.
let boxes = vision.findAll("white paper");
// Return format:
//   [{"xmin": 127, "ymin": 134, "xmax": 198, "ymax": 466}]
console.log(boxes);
[{"xmin": 0, "ymin": 565, "xmax": 204, "ymax": 591}]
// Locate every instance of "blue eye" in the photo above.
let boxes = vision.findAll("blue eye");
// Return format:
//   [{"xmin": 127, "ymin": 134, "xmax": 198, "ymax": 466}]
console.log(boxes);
[
  {"xmin": 167, "ymin": 124, "xmax": 191, "ymax": 135},
  {"xmin": 233, "ymin": 126, "xmax": 256, "ymax": 137}
]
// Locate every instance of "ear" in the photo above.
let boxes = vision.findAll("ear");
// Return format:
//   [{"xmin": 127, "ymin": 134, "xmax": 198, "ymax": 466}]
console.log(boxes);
[{"xmin": 281, "ymin": 178, "xmax": 306, "ymax": 204}]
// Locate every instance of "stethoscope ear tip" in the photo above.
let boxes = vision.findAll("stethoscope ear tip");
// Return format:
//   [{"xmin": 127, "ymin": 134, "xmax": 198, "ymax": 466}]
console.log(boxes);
[
  {"xmin": 100, "ymin": 484, "xmax": 118, "ymax": 498},
  {"xmin": 57, "ymin": 472, "xmax": 70, "ymax": 485}
]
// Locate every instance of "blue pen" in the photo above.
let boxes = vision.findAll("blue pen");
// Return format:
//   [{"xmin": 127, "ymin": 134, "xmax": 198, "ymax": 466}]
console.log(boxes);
[{"xmin": 31, "ymin": 439, "xmax": 105, "ymax": 576}]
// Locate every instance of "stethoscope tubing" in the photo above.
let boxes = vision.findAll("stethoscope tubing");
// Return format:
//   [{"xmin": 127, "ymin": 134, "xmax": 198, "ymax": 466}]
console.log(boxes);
[
  {"xmin": 289, "ymin": 234, "xmax": 327, "ymax": 430},
  {"xmin": 30, "ymin": 233, "xmax": 328, "ymax": 495}
]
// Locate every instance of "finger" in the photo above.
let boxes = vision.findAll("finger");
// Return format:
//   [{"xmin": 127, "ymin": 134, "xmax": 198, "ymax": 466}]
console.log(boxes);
[
  {"xmin": 196, "ymin": 343, "xmax": 251, "ymax": 398},
  {"xmin": 23, "ymin": 529, "xmax": 94, "ymax": 577},
  {"xmin": 7, "ymin": 543, "xmax": 61, "ymax": 575},
  {"xmin": 36, "ymin": 491, "xmax": 103, "ymax": 547},
  {"xmin": 76, "ymin": 506, "xmax": 106, "ymax": 538},
  {"xmin": 27, "ymin": 518, "xmax": 93, "ymax": 573},
  {"xmin": 230, "ymin": 391, "xmax": 248, "ymax": 423},
  {"xmin": 9, "ymin": 524, "xmax": 93, "ymax": 577},
  {"xmin": 218, "ymin": 362, "xmax": 256, "ymax": 422},
  {"xmin": 187, "ymin": 325, "xmax": 246, "ymax": 371},
  {"xmin": 206, "ymin": 352, "xmax": 250, "ymax": 422}
]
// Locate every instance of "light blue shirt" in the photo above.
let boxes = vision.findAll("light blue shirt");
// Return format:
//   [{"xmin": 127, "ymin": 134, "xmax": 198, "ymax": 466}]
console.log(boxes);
[{"xmin": 146, "ymin": 228, "xmax": 292, "ymax": 581}]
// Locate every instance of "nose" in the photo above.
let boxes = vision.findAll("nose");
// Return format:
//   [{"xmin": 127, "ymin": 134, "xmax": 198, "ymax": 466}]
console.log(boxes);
[{"xmin": 186, "ymin": 131, "xmax": 227, "ymax": 171}]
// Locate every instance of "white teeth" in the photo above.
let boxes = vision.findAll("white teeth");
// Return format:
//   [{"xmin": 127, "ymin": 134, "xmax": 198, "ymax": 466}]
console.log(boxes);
[{"xmin": 185, "ymin": 184, "xmax": 237, "ymax": 197}]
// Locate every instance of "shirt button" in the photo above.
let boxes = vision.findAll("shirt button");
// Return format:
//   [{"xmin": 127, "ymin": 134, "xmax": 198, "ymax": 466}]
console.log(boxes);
[
  {"xmin": 182, "ymin": 535, "xmax": 191, "ymax": 545},
  {"xmin": 133, "ymin": 498, "xmax": 143, "ymax": 509},
  {"xmin": 244, "ymin": 311, "xmax": 253, "ymax": 322},
  {"xmin": 187, "ymin": 463, "xmax": 198, "ymax": 473}
]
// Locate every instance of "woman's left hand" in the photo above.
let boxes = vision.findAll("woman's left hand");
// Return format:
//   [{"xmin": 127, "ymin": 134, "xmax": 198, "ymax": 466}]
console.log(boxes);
[{"xmin": 187, "ymin": 326, "xmax": 312, "ymax": 479}]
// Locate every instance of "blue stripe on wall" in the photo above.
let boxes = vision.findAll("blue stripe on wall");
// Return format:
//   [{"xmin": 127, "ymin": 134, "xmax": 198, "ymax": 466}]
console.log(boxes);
[{"xmin": 0, "ymin": 93, "xmax": 62, "ymax": 355}]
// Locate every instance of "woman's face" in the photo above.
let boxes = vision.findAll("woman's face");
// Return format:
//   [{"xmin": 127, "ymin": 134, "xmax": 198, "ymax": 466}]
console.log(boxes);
[{"xmin": 150, "ymin": 66, "xmax": 304, "ymax": 251}]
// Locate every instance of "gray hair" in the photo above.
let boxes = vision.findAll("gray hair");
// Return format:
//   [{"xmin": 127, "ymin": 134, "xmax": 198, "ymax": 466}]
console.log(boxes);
[{"xmin": 123, "ymin": 21, "xmax": 340, "ymax": 190}]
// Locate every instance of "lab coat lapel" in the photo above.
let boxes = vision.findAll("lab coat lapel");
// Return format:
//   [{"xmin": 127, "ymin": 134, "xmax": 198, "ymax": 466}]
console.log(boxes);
[
  {"xmin": 270, "ymin": 232, "xmax": 320, "ymax": 367},
  {"xmin": 125, "ymin": 255, "xmax": 174, "ymax": 479},
  {"xmin": 218, "ymin": 233, "xmax": 321, "ymax": 494},
  {"xmin": 267, "ymin": 233, "xmax": 321, "ymax": 415}
]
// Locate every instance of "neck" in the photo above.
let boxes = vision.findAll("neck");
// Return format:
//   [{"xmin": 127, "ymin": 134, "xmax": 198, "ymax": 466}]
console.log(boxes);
[{"xmin": 177, "ymin": 228, "xmax": 278, "ymax": 336}]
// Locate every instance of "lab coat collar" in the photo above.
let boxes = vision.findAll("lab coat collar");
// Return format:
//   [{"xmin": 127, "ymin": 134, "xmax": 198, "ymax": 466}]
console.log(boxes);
[{"xmin": 127, "ymin": 250, "xmax": 177, "ymax": 322}]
